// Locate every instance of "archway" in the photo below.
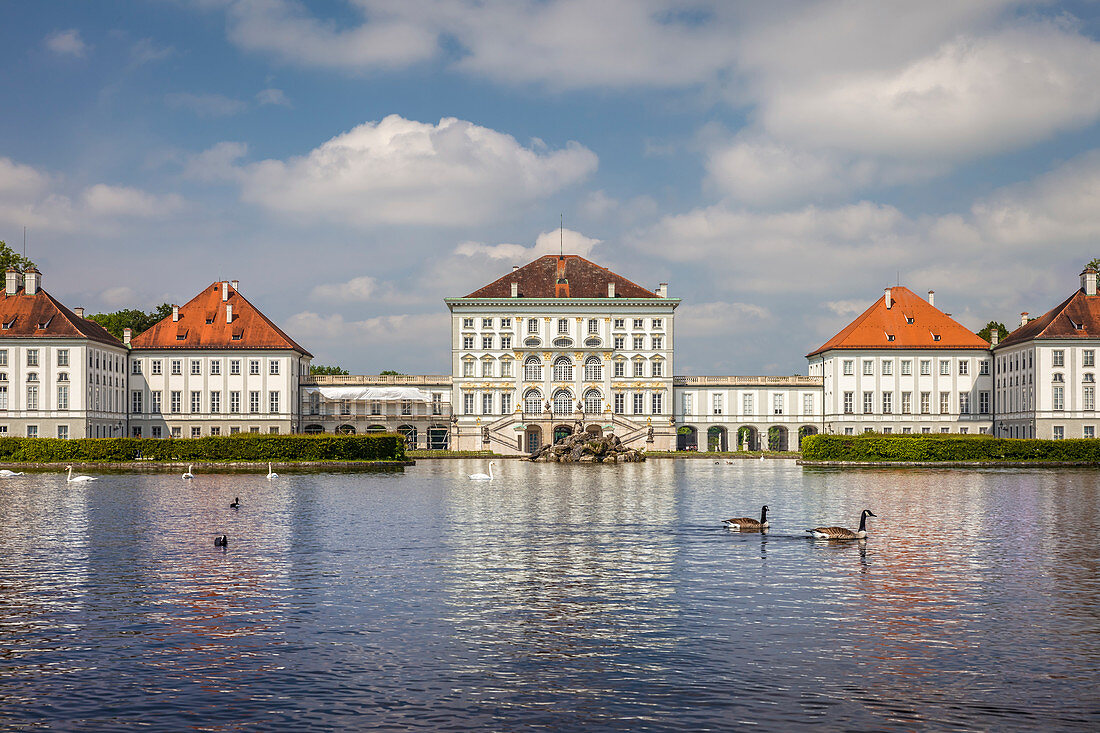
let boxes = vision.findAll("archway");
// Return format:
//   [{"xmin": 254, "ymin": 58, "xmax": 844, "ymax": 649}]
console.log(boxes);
[
  {"xmin": 553, "ymin": 424, "xmax": 573, "ymax": 444},
  {"xmin": 737, "ymin": 426, "xmax": 759, "ymax": 451},
  {"xmin": 525, "ymin": 425, "xmax": 543, "ymax": 453},
  {"xmin": 304, "ymin": 424, "xmax": 324, "ymax": 434},
  {"xmin": 798, "ymin": 425, "xmax": 818, "ymax": 449},
  {"xmin": 427, "ymin": 426, "xmax": 449, "ymax": 450},
  {"xmin": 707, "ymin": 426, "xmax": 728, "ymax": 452},
  {"xmin": 768, "ymin": 426, "xmax": 789, "ymax": 451},
  {"xmin": 337, "ymin": 424, "xmax": 356, "ymax": 435},
  {"xmin": 398, "ymin": 425, "xmax": 417, "ymax": 448},
  {"xmin": 366, "ymin": 424, "xmax": 386, "ymax": 433},
  {"xmin": 677, "ymin": 425, "xmax": 698, "ymax": 451}
]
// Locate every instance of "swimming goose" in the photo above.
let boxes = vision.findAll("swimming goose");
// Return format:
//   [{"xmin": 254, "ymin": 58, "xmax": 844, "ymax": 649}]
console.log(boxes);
[
  {"xmin": 66, "ymin": 466, "xmax": 97, "ymax": 483},
  {"xmin": 230, "ymin": 497, "xmax": 240, "ymax": 509},
  {"xmin": 267, "ymin": 463, "xmax": 279, "ymax": 479},
  {"xmin": 724, "ymin": 505, "xmax": 769, "ymax": 530},
  {"xmin": 0, "ymin": 469, "xmax": 25, "ymax": 476},
  {"xmin": 468, "ymin": 461, "xmax": 495, "ymax": 481},
  {"xmin": 807, "ymin": 510, "xmax": 876, "ymax": 540},
  {"xmin": 182, "ymin": 464, "xmax": 194, "ymax": 480},
  {"xmin": 214, "ymin": 535, "xmax": 228, "ymax": 547}
]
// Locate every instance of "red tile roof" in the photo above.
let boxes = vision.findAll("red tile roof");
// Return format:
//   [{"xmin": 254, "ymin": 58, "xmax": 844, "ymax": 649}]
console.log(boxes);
[
  {"xmin": 998, "ymin": 287, "xmax": 1100, "ymax": 348},
  {"xmin": 807, "ymin": 286, "xmax": 990, "ymax": 357},
  {"xmin": 462, "ymin": 255, "xmax": 660, "ymax": 299},
  {"xmin": 0, "ymin": 284, "xmax": 123, "ymax": 347},
  {"xmin": 130, "ymin": 282, "xmax": 312, "ymax": 355}
]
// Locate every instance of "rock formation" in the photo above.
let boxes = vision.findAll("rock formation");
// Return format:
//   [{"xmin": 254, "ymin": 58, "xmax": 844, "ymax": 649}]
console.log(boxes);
[{"xmin": 526, "ymin": 431, "xmax": 645, "ymax": 463}]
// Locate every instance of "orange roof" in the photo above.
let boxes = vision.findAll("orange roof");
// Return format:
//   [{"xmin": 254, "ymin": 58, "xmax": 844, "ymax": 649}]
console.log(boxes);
[
  {"xmin": 807, "ymin": 286, "xmax": 990, "ymax": 357},
  {"xmin": 997, "ymin": 287, "xmax": 1100, "ymax": 348},
  {"xmin": 130, "ymin": 281, "xmax": 312, "ymax": 355},
  {"xmin": 462, "ymin": 254, "xmax": 659, "ymax": 299},
  {"xmin": 0, "ymin": 284, "xmax": 123, "ymax": 347}
]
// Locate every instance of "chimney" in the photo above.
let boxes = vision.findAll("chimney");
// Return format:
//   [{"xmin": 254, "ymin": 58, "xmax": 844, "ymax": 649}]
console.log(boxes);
[
  {"xmin": 511, "ymin": 281, "xmax": 519, "ymax": 298},
  {"xmin": 74, "ymin": 307, "xmax": 84, "ymax": 318},
  {"xmin": 927, "ymin": 290, "xmax": 935, "ymax": 307},
  {"xmin": 1021, "ymin": 312, "xmax": 1029, "ymax": 327},
  {"xmin": 231, "ymin": 279, "xmax": 238, "ymax": 291},
  {"xmin": 991, "ymin": 329, "xmax": 999, "ymax": 347},
  {"xmin": 1082, "ymin": 268, "xmax": 1097, "ymax": 297},
  {"xmin": 222, "ymin": 281, "xmax": 229, "ymax": 301},
  {"xmin": 656, "ymin": 283, "xmax": 668, "ymax": 298},
  {"xmin": 884, "ymin": 288, "xmax": 892, "ymax": 309},
  {"xmin": 512, "ymin": 265, "xmax": 519, "ymax": 272},
  {"xmin": 226, "ymin": 303, "xmax": 233, "ymax": 323},
  {"xmin": 4, "ymin": 269, "xmax": 19, "ymax": 296},
  {"xmin": 123, "ymin": 328, "xmax": 132, "ymax": 345},
  {"xmin": 23, "ymin": 268, "xmax": 40, "ymax": 296},
  {"xmin": 172, "ymin": 305, "xmax": 179, "ymax": 322},
  {"xmin": 554, "ymin": 256, "xmax": 569, "ymax": 298},
  {"xmin": 607, "ymin": 282, "xmax": 616, "ymax": 298}
]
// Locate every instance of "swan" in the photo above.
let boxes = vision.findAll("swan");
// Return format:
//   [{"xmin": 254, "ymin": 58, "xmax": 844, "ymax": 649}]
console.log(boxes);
[
  {"xmin": 214, "ymin": 535, "xmax": 228, "ymax": 547},
  {"xmin": 230, "ymin": 497, "xmax": 240, "ymax": 509},
  {"xmin": 66, "ymin": 465, "xmax": 97, "ymax": 483},
  {"xmin": 182, "ymin": 464, "xmax": 194, "ymax": 480},
  {"xmin": 469, "ymin": 461, "xmax": 495, "ymax": 481},
  {"xmin": 724, "ymin": 505, "xmax": 769, "ymax": 531},
  {"xmin": 759, "ymin": 454, "xmax": 765, "ymax": 461},
  {"xmin": 0, "ymin": 469, "xmax": 24, "ymax": 476},
  {"xmin": 807, "ymin": 509, "xmax": 876, "ymax": 540},
  {"xmin": 267, "ymin": 462, "xmax": 278, "ymax": 479}
]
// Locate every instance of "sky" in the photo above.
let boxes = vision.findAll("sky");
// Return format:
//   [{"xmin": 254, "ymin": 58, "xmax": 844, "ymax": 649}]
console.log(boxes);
[{"xmin": 3, "ymin": 1, "xmax": 1100, "ymax": 375}]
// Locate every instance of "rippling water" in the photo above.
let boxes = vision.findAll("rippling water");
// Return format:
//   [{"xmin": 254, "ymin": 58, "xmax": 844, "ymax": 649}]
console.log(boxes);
[{"xmin": 1, "ymin": 460, "xmax": 1099, "ymax": 730}]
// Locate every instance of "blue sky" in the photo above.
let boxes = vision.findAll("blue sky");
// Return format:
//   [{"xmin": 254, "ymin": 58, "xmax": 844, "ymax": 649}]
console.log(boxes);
[{"xmin": 4, "ymin": 1, "xmax": 1100, "ymax": 375}]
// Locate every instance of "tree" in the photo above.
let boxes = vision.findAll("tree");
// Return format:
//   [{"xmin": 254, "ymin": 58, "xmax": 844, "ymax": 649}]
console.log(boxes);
[
  {"xmin": 1087, "ymin": 258, "xmax": 1100, "ymax": 273},
  {"xmin": 977, "ymin": 321, "xmax": 1009, "ymax": 343},
  {"xmin": 0, "ymin": 240, "xmax": 35, "ymax": 272},
  {"xmin": 87, "ymin": 304, "xmax": 173, "ymax": 340},
  {"xmin": 379, "ymin": 370, "xmax": 403, "ymax": 375},
  {"xmin": 310, "ymin": 364, "xmax": 349, "ymax": 375}
]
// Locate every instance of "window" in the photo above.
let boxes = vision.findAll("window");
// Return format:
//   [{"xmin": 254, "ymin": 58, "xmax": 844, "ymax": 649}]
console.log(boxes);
[
  {"xmin": 584, "ymin": 358, "xmax": 602, "ymax": 381},
  {"xmin": 211, "ymin": 391, "xmax": 221, "ymax": 413},
  {"xmin": 57, "ymin": 385, "xmax": 68, "ymax": 410},
  {"xmin": 803, "ymin": 393, "xmax": 813, "ymax": 415},
  {"xmin": 633, "ymin": 392, "xmax": 644, "ymax": 415},
  {"xmin": 682, "ymin": 393, "xmax": 693, "ymax": 415},
  {"xmin": 902, "ymin": 391, "xmax": 912, "ymax": 414},
  {"xmin": 0, "ymin": 350, "xmax": 6, "ymax": 366},
  {"xmin": 558, "ymin": 318, "xmax": 569, "ymax": 334},
  {"xmin": 939, "ymin": 391, "xmax": 950, "ymax": 414},
  {"xmin": 190, "ymin": 391, "xmax": 201, "ymax": 413},
  {"xmin": 171, "ymin": 427, "xmax": 182, "ymax": 438},
  {"xmin": 189, "ymin": 427, "xmax": 201, "ymax": 438},
  {"xmin": 920, "ymin": 360, "xmax": 931, "ymax": 376},
  {"xmin": 614, "ymin": 318, "xmax": 625, "ymax": 329},
  {"xmin": 132, "ymin": 360, "xmax": 142, "ymax": 375},
  {"xmin": 901, "ymin": 360, "xmax": 912, "ymax": 376},
  {"xmin": 501, "ymin": 360, "xmax": 513, "ymax": 378},
  {"xmin": 614, "ymin": 360, "xmax": 625, "ymax": 377},
  {"xmin": 1086, "ymin": 386, "xmax": 1096, "ymax": 411},
  {"xmin": 584, "ymin": 389, "xmax": 602, "ymax": 414},
  {"xmin": 980, "ymin": 391, "xmax": 990, "ymax": 414},
  {"xmin": 463, "ymin": 318, "xmax": 474, "ymax": 329},
  {"xmin": 882, "ymin": 360, "xmax": 893, "ymax": 376},
  {"xmin": 653, "ymin": 335, "xmax": 664, "ymax": 350},
  {"xmin": 524, "ymin": 389, "xmax": 543, "ymax": 414},
  {"xmin": 773, "ymin": 393, "xmax": 784, "ymax": 415},
  {"xmin": 171, "ymin": 359, "xmax": 182, "ymax": 375},
  {"xmin": 249, "ymin": 391, "xmax": 260, "ymax": 413},
  {"xmin": 652, "ymin": 391, "xmax": 664, "ymax": 414},
  {"xmin": 170, "ymin": 391, "xmax": 181, "ymax": 413},
  {"xmin": 27, "ymin": 425, "xmax": 37, "ymax": 438},
  {"xmin": 843, "ymin": 360, "xmax": 854, "ymax": 376},
  {"xmin": 940, "ymin": 360, "xmax": 951, "ymax": 376},
  {"xmin": 26, "ymin": 349, "xmax": 38, "ymax": 367},
  {"xmin": 922, "ymin": 427, "xmax": 931, "ymax": 434},
  {"xmin": 614, "ymin": 392, "xmax": 625, "ymax": 414},
  {"xmin": 845, "ymin": 428, "xmax": 854, "ymax": 435},
  {"xmin": 57, "ymin": 349, "xmax": 68, "ymax": 367},
  {"xmin": 270, "ymin": 361, "xmax": 280, "ymax": 375},
  {"xmin": 26, "ymin": 372, "xmax": 37, "ymax": 382},
  {"xmin": 1053, "ymin": 350, "xmax": 1065, "ymax": 367},
  {"xmin": 482, "ymin": 336, "xmax": 493, "ymax": 350},
  {"xmin": 902, "ymin": 427, "xmax": 912, "ymax": 434},
  {"xmin": 501, "ymin": 393, "xmax": 513, "ymax": 413},
  {"xmin": 483, "ymin": 393, "xmax": 493, "ymax": 415},
  {"xmin": 1054, "ymin": 425, "xmax": 1065, "ymax": 440},
  {"xmin": 633, "ymin": 319, "xmax": 644, "ymax": 329},
  {"xmin": 1086, "ymin": 426, "xmax": 1096, "ymax": 439},
  {"xmin": 1053, "ymin": 373, "xmax": 1064, "ymax": 383},
  {"xmin": 979, "ymin": 360, "xmax": 990, "ymax": 375},
  {"xmin": 553, "ymin": 390, "xmax": 572, "ymax": 415},
  {"xmin": 188, "ymin": 360, "xmax": 200, "ymax": 376},
  {"xmin": 588, "ymin": 319, "xmax": 599, "ymax": 334},
  {"xmin": 743, "ymin": 393, "xmax": 753, "ymax": 415},
  {"xmin": 553, "ymin": 357, "xmax": 572, "ymax": 382},
  {"xmin": 0, "ymin": 385, "xmax": 7, "ymax": 409},
  {"xmin": 131, "ymin": 391, "xmax": 142, "ymax": 414},
  {"xmin": 266, "ymin": 391, "xmax": 279, "ymax": 414},
  {"xmin": 482, "ymin": 360, "xmax": 493, "ymax": 378},
  {"xmin": 482, "ymin": 318, "xmax": 493, "ymax": 329},
  {"xmin": 843, "ymin": 392, "xmax": 853, "ymax": 414},
  {"xmin": 152, "ymin": 360, "xmax": 162, "ymax": 375},
  {"xmin": 370, "ymin": 401, "xmax": 381, "ymax": 415},
  {"xmin": 151, "ymin": 391, "xmax": 162, "ymax": 413},
  {"xmin": 633, "ymin": 360, "xmax": 645, "ymax": 377},
  {"xmin": 1086, "ymin": 373, "xmax": 1095, "ymax": 383},
  {"xmin": 1086, "ymin": 350, "xmax": 1096, "ymax": 367},
  {"xmin": 524, "ymin": 357, "xmax": 542, "ymax": 381},
  {"xmin": 863, "ymin": 360, "xmax": 873, "ymax": 376},
  {"xmin": 229, "ymin": 427, "xmax": 239, "ymax": 435},
  {"xmin": 712, "ymin": 393, "xmax": 724, "ymax": 415},
  {"xmin": 863, "ymin": 391, "xmax": 873, "ymax": 414},
  {"xmin": 501, "ymin": 335, "xmax": 512, "ymax": 350},
  {"xmin": 921, "ymin": 392, "xmax": 931, "ymax": 414},
  {"xmin": 1053, "ymin": 385, "xmax": 1065, "ymax": 410},
  {"xmin": 959, "ymin": 393, "xmax": 970, "ymax": 415},
  {"xmin": 652, "ymin": 360, "xmax": 663, "ymax": 377},
  {"xmin": 882, "ymin": 391, "xmax": 893, "ymax": 414},
  {"xmin": 463, "ymin": 360, "xmax": 475, "ymax": 377},
  {"xmin": 230, "ymin": 391, "xmax": 241, "ymax": 413},
  {"xmin": 230, "ymin": 360, "xmax": 241, "ymax": 375},
  {"xmin": 614, "ymin": 336, "xmax": 625, "ymax": 349},
  {"xmin": 883, "ymin": 427, "xmax": 892, "ymax": 434},
  {"xmin": 633, "ymin": 336, "xmax": 645, "ymax": 350},
  {"xmin": 959, "ymin": 361, "xmax": 969, "ymax": 376},
  {"xmin": 501, "ymin": 318, "xmax": 511, "ymax": 329},
  {"xmin": 528, "ymin": 318, "xmax": 539, "ymax": 334},
  {"xmin": 249, "ymin": 360, "xmax": 260, "ymax": 375}
]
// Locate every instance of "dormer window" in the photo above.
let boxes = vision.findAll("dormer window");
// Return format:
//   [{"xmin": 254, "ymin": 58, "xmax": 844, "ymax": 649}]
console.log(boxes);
[
  {"xmin": 2, "ymin": 317, "xmax": 15, "ymax": 329},
  {"xmin": 905, "ymin": 316, "xmax": 914, "ymax": 324},
  {"xmin": 232, "ymin": 333, "xmax": 242, "ymax": 341},
  {"xmin": 886, "ymin": 333, "xmax": 895, "ymax": 342},
  {"xmin": 37, "ymin": 317, "xmax": 52, "ymax": 329},
  {"xmin": 931, "ymin": 333, "xmax": 941, "ymax": 342}
]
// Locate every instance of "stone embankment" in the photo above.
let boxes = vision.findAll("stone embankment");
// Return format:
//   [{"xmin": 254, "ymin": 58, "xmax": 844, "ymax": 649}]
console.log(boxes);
[{"xmin": 527, "ymin": 432, "xmax": 646, "ymax": 463}]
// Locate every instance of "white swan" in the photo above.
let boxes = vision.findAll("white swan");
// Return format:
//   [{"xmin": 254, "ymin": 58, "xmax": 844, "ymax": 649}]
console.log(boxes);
[
  {"xmin": 468, "ymin": 461, "xmax": 495, "ymax": 481},
  {"xmin": 267, "ymin": 462, "xmax": 279, "ymax": 479},
  {"xmin": 182, "ymin": 464, "xmax": 194, "ymax": 480},
  {"xmin": 0, "ymin": 469, "xmax": 24, "ymax": 476},
  {"xmin": 66, "ymin": 465, "xmax": 97, "ymax": 483}
]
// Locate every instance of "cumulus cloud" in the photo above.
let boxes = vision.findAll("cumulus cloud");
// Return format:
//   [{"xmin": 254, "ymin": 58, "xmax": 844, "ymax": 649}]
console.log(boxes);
[
  {"xmin": 79, "ymin": 184, "xmax": 184, "ymax": 218},
  {"xmin": 165, "ymin": 92, "xmax": 248, "ymax": 117},
  {"xmin": 256, "ymin": 87, "xmax": 291, "ymax": 106},
  {"xmin": 237, "ymin": 114, "xmax": 597, "ymax": 227},
  {"xmin": 675, "ymin": 301, "xmax": 773, "ymax": 339},
  {"xmin": 45, "ymin": 29, "xmax": 87, "ymax": 57},
  {"xmin": 454, "ymin": 228, "xmax": 601, "ymax": 261},
  {"xmin": 183, "ymin": 141, "xmax": 249, "ymax": 182},
  {"xmin": 310, "ymin": 275, "xmax": 377, "ymax": 302},
  {"xmin": 285, "ymin": 311, "xmax": 451, "ymax": 368}
]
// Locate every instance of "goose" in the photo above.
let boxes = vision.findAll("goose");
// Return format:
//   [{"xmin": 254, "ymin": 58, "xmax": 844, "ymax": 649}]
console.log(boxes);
[
  {"xmin": 0, "ymin": 469, "xmax": 24, "ymax": 476},
  {"xmin": 725, "ymin": 460, "xmax": 734, "ymax": 465},
  {"xmin": 214, "ymin": 535, "xmax": 228, "ymax": 547},
  {"xmin": 468, "ymin": 461, "xmax": 495, "ymax": 481},
  {"xmin": 65, "ymin": 465, "xmax": 97, "ymax": 483},
  {"xmin": 724, "ymin": 505, "xmax": 769, "ymax": 530},
  {"xmin": 230, "ymin": 497, "xmax": 240, "ymax": 509},
  {"xmin": 182, "ymin": 464, "xmax": 195, "ymax": 480},
  {"xmin": 807, "ymin": 510, "xmax": 876, "ymax": 540},
  {"xmin": 267, "ymin": 463, "xmax": 279, "ymax": 479}
]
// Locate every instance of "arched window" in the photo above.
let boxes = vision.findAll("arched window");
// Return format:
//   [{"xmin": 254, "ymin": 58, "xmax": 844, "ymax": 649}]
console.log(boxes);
[
  {"xmin": 524, "ymin": 389, "xmax": 543, "ymax": 414},
  {"xmin": 553, "ymin": 389, "xmax": 574, "ymax": 415},
  {"xmin": 583, "ymin": 389, "xmax": 603, "ymax": 414},
  {"xmin": 553, "ymin": 356, "xmax": 573, "ymax": 382},
  {"xmin": 524, "ymin": 356, "xmax": 542, "ymax": 382},
  {"xmin": 584, "ymin": 356, "xmax": 602, "ymax": 381}
]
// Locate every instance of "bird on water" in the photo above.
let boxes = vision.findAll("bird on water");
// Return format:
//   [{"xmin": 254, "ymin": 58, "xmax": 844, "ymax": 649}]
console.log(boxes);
[
  {"xmin": 724, "ymin": 505, "xmax": 770, "ymax": 530},
  {"xmin": 807, "ymin": 510, "xmax": 876, "ymax": 540},
  {"xmin": 66, "ymin": 466, "xmax": 97, "ymax": 483},
  {"xmin": 230, "ymin": 497, "xmax": 240, "ymax": 509},
  {"xmin": 267, "ymin": 463, "xmax": 279, "ymax": 479},
  {"xmin": 214, "ymin": 535, "xmax": 228, "ymax": 547},
  {"xmin": 468, "ymin": 461, "xmax": 495, "ymax": 481},
  {"xmin": 183, "ymin": 464, "xmax": 194, "ymax": 480}
]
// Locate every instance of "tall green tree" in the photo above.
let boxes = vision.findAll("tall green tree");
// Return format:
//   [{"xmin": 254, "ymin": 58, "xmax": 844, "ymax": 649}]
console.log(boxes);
[
  {"xmin": 0, "ymin": 240, "xmax": 35, "ymax": 272},
  {"xmin": 310, "ymin": 364, "xmax": 349, "ymax": 375},
  {"xmin": 977, "ymin": 321, "xmax": 1009, "ymax": 343},
  {"xmin": 1086, "ymin": 258, "xmax": 1100, "ymax": 273},
  {"xmin": 87, "ymin": 304, "xmax": 173, "ymax": 340}
]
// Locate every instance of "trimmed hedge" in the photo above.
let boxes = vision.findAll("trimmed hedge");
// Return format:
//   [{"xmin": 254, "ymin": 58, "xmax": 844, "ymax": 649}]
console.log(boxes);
[
  {"xmin": 801, "ymin": 433, "xmax": 1100, "ymax": 462},
  {"xmin": 0, "ymin": 433, "xmax": 405, "ymax": 463}
]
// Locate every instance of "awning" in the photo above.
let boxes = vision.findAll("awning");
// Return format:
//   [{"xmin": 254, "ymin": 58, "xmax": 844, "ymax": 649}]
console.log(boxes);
[{"xmin": 302, "ymin": 386, "xmax": 432, "ymax": 402}]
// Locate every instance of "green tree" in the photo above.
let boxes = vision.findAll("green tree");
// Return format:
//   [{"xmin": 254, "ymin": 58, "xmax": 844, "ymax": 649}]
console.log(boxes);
[
  {"xmin": 310, "ymin": 364, "xmax": 349, "ymax": 375},
  {"xmin": 1086, "ymin": 258, "xmax": 1100, "ymax": 273},
  {"xmin": 87, "ymin": 303, "xmax": 173, "ymax": 340},
  {"xmin": 0, "ymin": 240, "xmax": 35, "ymax": 272},
  {"xmin": 379, "ymin": 370, "xmax": 403, "ymax": 376},
  {"xmin": 977, "ymin": 321, "xmax": 1009, "ymax": 343}
]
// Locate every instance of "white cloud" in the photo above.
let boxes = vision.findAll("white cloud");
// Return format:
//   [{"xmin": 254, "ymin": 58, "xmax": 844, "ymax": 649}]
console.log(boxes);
[
  {"xmin": 824, "ymin": 300, "xmax": 870, "ymax": 318},
  {"xmin": 237, "ymin": 114, "xmax": 597, "ymax": 227},
  {"xmin": 45, "ymin": 29, "xmax": 87, "ymax": 57},
  {"xmin": 310, "ymin": 275, "xmax": 377, "ymax": 302},
  {"xmin": 79, "ymin": 184, "xmax": 185, "ymax": 218},
  {"xmin": 183, "ymin": 142, "xmax": 249, "ymax": 182},
  {"xmin": 675, "ymin": 301, "xmax": 773, "ymax": 339},
  {"xmin": 165, "ymin": 92, "xmax": 248, "ymax": 118},
  {"xmin": 256, "ymin": 87, "xmax": 291, "ymax": 106},
  {"xmin": 130, "ymin": 38, "xmax": 174, "ymax": 65},
  {"xmin": 285, "ymin": 311, "xmax": 451, "ymax": 367},
  {"xmin": 454, "ymin": 228, "xmax": 601, "ymax": 261}
]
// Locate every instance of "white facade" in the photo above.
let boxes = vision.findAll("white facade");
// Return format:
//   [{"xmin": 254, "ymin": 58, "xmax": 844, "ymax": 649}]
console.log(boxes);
[{"xmin": 673, "ymin": 376, "xmax": 823, "ymax": 450}]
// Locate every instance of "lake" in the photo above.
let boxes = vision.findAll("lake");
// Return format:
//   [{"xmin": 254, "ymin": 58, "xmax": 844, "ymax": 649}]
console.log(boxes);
[{"xmin": 1, "ymin": 460, "xmax": 1098, "ymax": 730}]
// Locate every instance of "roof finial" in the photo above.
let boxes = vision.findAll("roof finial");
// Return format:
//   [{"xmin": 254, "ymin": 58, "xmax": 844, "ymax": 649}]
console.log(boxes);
[{"xmin": 559, "ymin": 213, "xmax": 563, "ymax": 259}]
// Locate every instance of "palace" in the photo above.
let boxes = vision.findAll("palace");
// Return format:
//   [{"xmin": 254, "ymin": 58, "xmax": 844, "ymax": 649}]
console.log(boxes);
[{"xmin": 0, "ymin": 257, "xmax": 1096, "ymax": 450}]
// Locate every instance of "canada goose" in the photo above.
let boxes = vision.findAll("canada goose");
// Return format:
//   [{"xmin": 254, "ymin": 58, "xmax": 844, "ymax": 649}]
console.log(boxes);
[
  {"xmin": 230, "ymin": 497, "xmax": 240, "ymax": 509},
  {"xmin": 267, "ymin": 463, "xmax": 278, "ymax": 479},
  {"xmin": 182, "ymin": 464, "xmax": 194, "ymax": 480},
  {"xmin": 214, "ymin": 535, "xmax": 228, "ymax": 547},
  {"xmin": 65, "ymin": 466, "xmax": 97, "ymax": 483},
  {"xmin": 0, "ymin": 469, "xmax": 24, "ymax": 476},
  {"xmin": 469, "ymin": 461, "xmax": 495, "ymax": 481},
  {"xmin": 807, "ymin": 510, "xmax": 876, "ymax": 540},
  {"xmin": 724, "ymin": 505, "xmax": 769, "ymax": 530}
]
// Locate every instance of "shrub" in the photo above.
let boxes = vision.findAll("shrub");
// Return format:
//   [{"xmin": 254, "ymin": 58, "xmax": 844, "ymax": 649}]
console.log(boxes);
[
  {"xmin": 801, "ymin": 433, "xmax": 1100, "ymax": 462},
  {"xmin": 0, "ymin": 433, "xmax": 405, "ymax": 463}
]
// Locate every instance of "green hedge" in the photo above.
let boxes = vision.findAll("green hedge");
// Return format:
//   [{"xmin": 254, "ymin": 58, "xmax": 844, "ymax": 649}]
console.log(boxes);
[
  {"xmin": 0, "ymin": 433, "xmax": 405, "ymax": 463},
  {"xmin": 801, "ymin": 433, "xmax": 1100, "ymax": 462}
]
